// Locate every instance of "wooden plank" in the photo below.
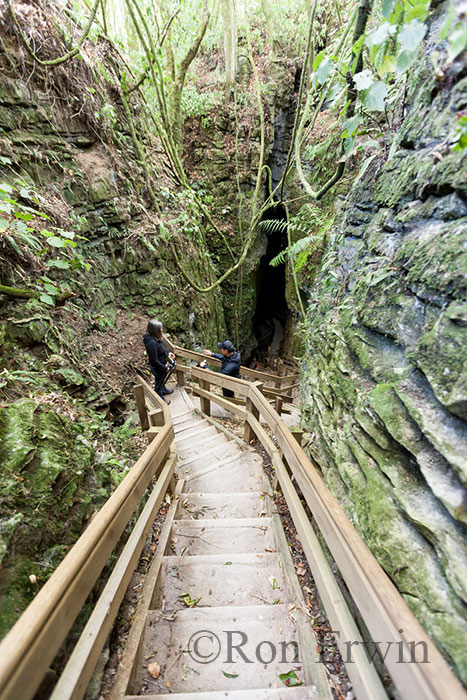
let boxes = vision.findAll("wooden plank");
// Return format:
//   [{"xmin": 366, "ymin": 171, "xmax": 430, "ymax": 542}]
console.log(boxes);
[
  {"xmin": 244, "ymin": 381, "xmax": 262, "ymax": 444},
  {"xmin": 247, "ymin": 385, "xmax": 464, "ymax": 700},
  {"xmin": 271, "ymin": 513, "xmax": 333, "ymax": 699},
  {"xmin": 274, "ymin": 395, "xmax": 283, "ymax": 415},
  {"xmin": 172, "ymin": 344, "xmax": 289, "ymax": 386},
  {"xmin": 198, "ymin": 378, "xmax": 211, "ymax": 417},
  {"xmin": 162, "ymin": 334, "xmax": 176, "ymax": 352},
  {"xmin": 271, "ymin": 454, "xmax": 387, "ymax": 700},
  {"xmin": 49, "ymin": 454, "xmax": 178, "ymax": 700},
  {"xmin": 134, "ymin": 384, "xmax": 149, "ymax": 431},
  {"xmin": 193, "ymin": 409, "xmax": 250, "ymax": 449},
  {"xmin": 290, "ymin": 429, "xmax": 303, "ymax": 446},
  {"xmin": 172, "ymin": 363, "xmax": 191, "ymax": 373},
  {"xmin": 191, "ymin": 366, "xmax": 251, "ymax": 397},
  {"xmin": 262, "ymin": 386, "xmax": 297, "ymax": 401},
  {"xmin": 146, "ymin": 427, "xmax": 161, "ymax": 445},
  {"xmin": 136, "ymin": 375, "xmax": 171, "ymax": 425},
  {"xmin": 193, "ymin": 385, "xmax": 247, "ymax": 420},
  {"xmin": 0, "ymin": 424, "xmax": 173, "ymax": 700},
  {"xmin": 280, "ymin": 381, "xmax": 300, "ymax": 391},
  {"xmin": 148, "ymin": 408, "xmax": 164, "ymax": 427},
  {"xmin": 220, "ymin": 395, "xmax": 246, "ymax": 406},
  {"xmin": 245, "ymin": 411, "xmax": 277, "ymax": 459},
  {"xmin": 175, "ymin": 368, "xmax": 185, "ymax": 386},
  {"xmin": 279, "ymin": 374, "xmax": 300, "ymax": 383},
  {"xmin": 112, "ymin": 480, "xmax": 185, "ymax": 700}
]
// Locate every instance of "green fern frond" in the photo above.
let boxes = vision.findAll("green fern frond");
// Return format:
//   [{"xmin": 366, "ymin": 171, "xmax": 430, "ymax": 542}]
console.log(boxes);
[
  {"xmin": 270, "ymin": 233, "xmax": 315, "ymax": 267},
  {"xmin": 259, "ymin": 218, "xmax": 288, "ymax": 236}
]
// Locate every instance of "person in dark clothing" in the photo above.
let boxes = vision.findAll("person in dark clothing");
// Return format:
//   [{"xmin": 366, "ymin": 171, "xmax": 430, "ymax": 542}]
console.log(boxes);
[
  {"xmin": 143, "ymin": 319, "xmax": 174, "ymax": 403},
  {"xmin": 201, "ymin": 340, "xmax": 241, "ymax": 398}
]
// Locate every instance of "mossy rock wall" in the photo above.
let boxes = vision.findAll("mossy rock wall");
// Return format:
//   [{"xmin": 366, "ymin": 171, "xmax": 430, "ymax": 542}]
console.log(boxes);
[
  {"xmin": 299, "ymin": 21, "xmax": 467, "ymax": 681},
  {"xmin": 0, "ymin": 398, "xmax": 103, "ymax": 637},
  {"xmin": 0, "ymin": 39, "xmax": 228, "ymax": 637}
]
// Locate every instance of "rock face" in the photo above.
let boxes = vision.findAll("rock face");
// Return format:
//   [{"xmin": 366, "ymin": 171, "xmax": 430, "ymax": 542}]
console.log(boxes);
[{"xmin": 299, "ymin": 29, "xmax": 467, "ymax": 681}]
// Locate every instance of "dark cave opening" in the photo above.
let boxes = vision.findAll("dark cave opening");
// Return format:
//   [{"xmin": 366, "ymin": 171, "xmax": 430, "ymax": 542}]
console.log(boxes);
[{"xmin": 252, "ymin": 204, "xmax": 289, "ymax": 363}]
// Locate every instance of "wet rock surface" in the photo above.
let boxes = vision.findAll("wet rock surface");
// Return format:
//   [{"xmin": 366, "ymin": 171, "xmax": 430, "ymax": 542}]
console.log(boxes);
[{"xmin": 299, "ymin": 34, "xmax": 467, "ymax": 680}]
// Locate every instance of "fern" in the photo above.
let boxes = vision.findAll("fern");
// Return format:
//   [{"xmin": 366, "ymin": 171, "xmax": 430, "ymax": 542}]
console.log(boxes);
[
  {"xmin": 259, "ymin": 218, "xmax": 288, "ymax": 236},
  {"xmin": 270, "ymin": 233, "xmax": 316, "ymax": 267},
  {"xmin": 260, "ymin": 206, "xmax": 334, "ymax": 272}
]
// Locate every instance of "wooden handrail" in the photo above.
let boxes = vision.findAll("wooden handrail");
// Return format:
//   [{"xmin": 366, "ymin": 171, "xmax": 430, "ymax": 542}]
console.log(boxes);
[
  {"xmin": 180, "ymin": 367, "xmax": 464, "ymax": 700},
  {"xmin": 170, "ymin": 343, "xmax": 299, "ymax": 388},
  {"xmin": 0, "ymin": 384, "xmax": 174, "ymax": 700}
]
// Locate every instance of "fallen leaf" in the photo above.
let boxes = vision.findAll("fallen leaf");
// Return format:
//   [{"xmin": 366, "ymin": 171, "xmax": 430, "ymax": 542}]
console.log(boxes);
[
  {"xmin": 148, "ymin": 662, "xmax": 160, "ymax": 679},
  {"xmin": 180, "ymin": 593, "xmax": 201, "ymax": 607},
  {"xmin": 296, "ymin": 567, "xmax": 306, "ymax": 577},
  {"xmin": 279, "ymin": 669, "xmax": 302, "ymax": 687},
  {"xmin": 222, "ymin": 671, "xmax": 239, "ymax": 678}
]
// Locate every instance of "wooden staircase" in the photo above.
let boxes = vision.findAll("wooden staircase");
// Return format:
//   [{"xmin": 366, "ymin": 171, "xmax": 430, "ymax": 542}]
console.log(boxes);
[{"xmin": 115, "ymin": 387, "xmax": 331, "ymax": 700}]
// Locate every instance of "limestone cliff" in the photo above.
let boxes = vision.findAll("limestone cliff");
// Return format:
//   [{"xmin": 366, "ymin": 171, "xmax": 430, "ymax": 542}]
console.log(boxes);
[{"xmin": 299, "ymin": 14, "xmax": 467, "ymax": 681}]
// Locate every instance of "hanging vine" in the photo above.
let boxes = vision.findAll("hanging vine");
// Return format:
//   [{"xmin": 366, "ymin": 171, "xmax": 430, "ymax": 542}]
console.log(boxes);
[{"xmin": 7, "ymin": 0, "xmax": 101, "ymax": 66}]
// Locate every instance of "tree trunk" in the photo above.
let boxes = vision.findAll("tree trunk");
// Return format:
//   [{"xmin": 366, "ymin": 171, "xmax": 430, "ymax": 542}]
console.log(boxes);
[
  {"xmin": 260, "ymin": 0, "xmax": 280, "ymax": 53},
  {"xmin": 170, "ymin": 1, "xmax": 210, "ymax": 150},
  {"xmin": 221, "ymin": 0, "xmax": 237, "ymax": 99}
]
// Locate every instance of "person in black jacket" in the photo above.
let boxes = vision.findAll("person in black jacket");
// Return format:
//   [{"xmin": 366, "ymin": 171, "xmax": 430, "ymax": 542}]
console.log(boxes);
[
  {"xmin": 143, "ymin": 320, "xmax": 174, "ymax": 402},
  {"xmin": 201, "ymin": 340, "xmax": 241, "ymax": 398}
]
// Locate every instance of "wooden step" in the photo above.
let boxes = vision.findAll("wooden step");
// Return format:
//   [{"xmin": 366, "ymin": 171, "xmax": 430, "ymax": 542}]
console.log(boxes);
[
  {"xmin": 176, "ymin": 442, "xmax": 240, "ymax": 477},
  {"xmin": 174, "ymin": 423, "xmax": 218, "ymax": 441},
  {"xmin": 173, "ymin": 418, "xmax": 209, "ymax": 435},
  {"xmin": 186, "ymin": 453, "xmax": 264, "ymax": 493},
  {"xmin": 136, "ymin": 605, "xmax": 306, "ymax": 695},
  {"xmin": 154, "ymin": 553, "xmax": 286, "ymax": 609},
  {"xmin": 174, "ymin": 425, "xmax": 219, "ymax": 449},
  {"xmin": 126, "ymin": 685, "xmax": 318, "ymax": 699},
  {"xmin": 172, "ymin": 410, "xmax": 196, "ymax": 424},
  {"xmin": 176, "ymin": 492, "xmax": 268, "ymax": 520},
  {"xmin": 170, "ymin": 517, "xmax": 276, "ymax": 556},
  {"xmin": 177, "ymin": 430, "xmax": 229, "ymax": 454}
]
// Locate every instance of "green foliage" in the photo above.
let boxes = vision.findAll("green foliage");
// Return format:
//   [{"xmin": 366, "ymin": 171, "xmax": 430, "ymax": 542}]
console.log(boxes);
[
  {"xmin": 0, "ymin": 181, "xmax": 91, "ymax": 307},
  {"xmin": 439, "ymin": 4, "xmax": 467, "ymax": 61},
  {"xmin": 261, "ymin": 207, "xmax": 333, "ymax": 274},
  {"xmin": 181, "ymin": 83, "xmax": 222, "ymax": 119},
  {"xmin": 452, "ymin": 116, "xmax": 467, "ymax": 152}
]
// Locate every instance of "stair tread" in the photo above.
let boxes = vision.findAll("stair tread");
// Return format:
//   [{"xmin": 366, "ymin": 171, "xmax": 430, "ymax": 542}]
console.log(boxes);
[
  {"xmin": 185, "ymin": 452, "xmax": 264, "ymax": 493},
  {"xmin": 170, "ymin": 517, "xmax": 275, "ymax": 555},
  {"xmin": 126, "ymin": 685, "xmax": 318, "ymax": 699},
  {"xmin": 177, "ymin": 492, "xmax": 268, "ymax": 519},
  {"xmin": 176, "ymin": 443, "xmax": 240, "ymax": 477},
  {"xmin": 174, "ymin": 424, "xmax": 218, "ymax": 442},
  {"xmin": 155, "ymin": 553, "xmax": 286, "ymax": 609},
  {"xmin": 139, "ymin": 605, "xmax": 306, "ymax": 695},
  {"xmin": 174, "ymin": 418, "xmax": 210, "ymax": 434}
]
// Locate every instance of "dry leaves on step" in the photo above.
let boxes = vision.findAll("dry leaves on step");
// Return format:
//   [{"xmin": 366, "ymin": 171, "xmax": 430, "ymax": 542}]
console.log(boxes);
[{"xmin": 148, "ymin": 662, "xmax": 160, "ymax": 679}]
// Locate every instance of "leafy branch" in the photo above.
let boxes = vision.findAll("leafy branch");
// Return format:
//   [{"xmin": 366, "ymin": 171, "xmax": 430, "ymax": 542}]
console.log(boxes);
[{"xmin": 7, "ymin": 0, "xmax": 100, "ymax": 66}]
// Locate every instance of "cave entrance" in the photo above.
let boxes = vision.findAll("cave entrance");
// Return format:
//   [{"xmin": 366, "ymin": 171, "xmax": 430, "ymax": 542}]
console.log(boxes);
[{"xmin": 252, "ymin": 204, "xmax": 288, "ymax": 363}]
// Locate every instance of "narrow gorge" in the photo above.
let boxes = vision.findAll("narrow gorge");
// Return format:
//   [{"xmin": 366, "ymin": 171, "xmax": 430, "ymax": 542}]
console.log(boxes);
[{"xmin": 0, "ymin": 0, "xmax": 465, "ymax": 696}]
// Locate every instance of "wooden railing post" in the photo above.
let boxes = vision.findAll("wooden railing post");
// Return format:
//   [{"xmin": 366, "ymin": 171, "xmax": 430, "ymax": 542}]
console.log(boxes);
[
  {"xmin": 175, "ymin": 354, "xmax": 185, "ymax": 386},
  {"xmin": 148, "ymin": 408, "xmax": 164, "ymax": 427},
  {"xmin": 244, "ymin": 381, "xmax": 263, "ymax": 444},
  {"xmin": 134, "ymin": 384, "xmax": 149, "ymax": 431},
  {"xmin": 274, "ymin": 395, "xmax": 283, "ymax": 416},
  {"xmin": 291, "ymin": 428, "xmax": 303, "ymax": 446},
  {"xmin": 199, "ymin": 376, "xmax": 211, "ymax": 417}
]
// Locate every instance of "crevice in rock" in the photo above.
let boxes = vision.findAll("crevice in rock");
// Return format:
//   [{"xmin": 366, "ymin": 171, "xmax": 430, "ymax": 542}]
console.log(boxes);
[{"xmin": 252, "ymin": 203, "xmax": 289, "ymax": 362}]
